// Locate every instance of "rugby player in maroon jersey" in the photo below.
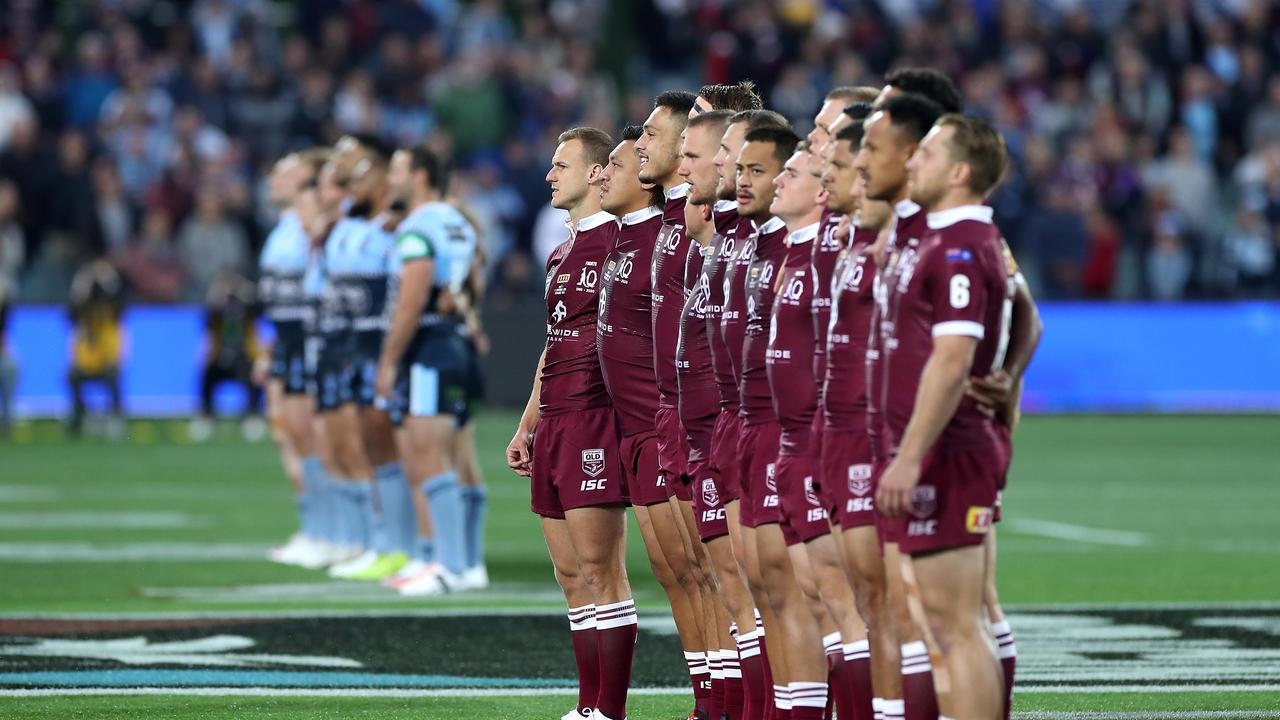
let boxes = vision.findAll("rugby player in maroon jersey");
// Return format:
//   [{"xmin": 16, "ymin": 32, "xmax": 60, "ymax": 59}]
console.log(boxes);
[
  {"xmin": 636, "ymin": 90, "xmax": 728, "ymax": 718},
  {"xmin": 859, "ymin": 91, "xmax": 946, "ymax": 720},
  {"xmin": 877, "ymin": 114, "xmax": 1016, "ymax": 720},
  {"xmin": 824, "ymin": 115, "xmax": 901, "ymax": 720},
  {"xmin": 676, "ymin": 108, "xmax": 760, "ymax": 720},
  {"xmin": 597, "ymin": 123, "xmax": 713, "ymax": 720},
  {"xmin": 710, "ymin": 108, "xmax": 790, "ymax": 720},
  {"xmin": 505, "ymin": 128, "xmax": 636, "ymax": 720}
]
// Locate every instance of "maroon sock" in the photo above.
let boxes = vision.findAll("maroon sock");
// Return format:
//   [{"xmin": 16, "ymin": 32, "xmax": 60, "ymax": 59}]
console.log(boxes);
[
  {"xmin": 724, "ymin": 671, "xmax": 745, "ymax": 720},
  {"xmin": 790, "ymin": 682, "xmax": 828, "ymax": 720},
  {"xmin": 568, "ymin": 605, "xmax": 600, "ymax": 717},
  {"xmin": 686, "ymin": 650, "xmax": 712, "ymax": 714},
  {"xmin": 843, "ymin": 641, "xmax": 874, "ymax": 720},
  {"xmin": 736, "ymin": 630, "xmax": 766, "ymax": 720},
  {"xmin": 760, "ymin": 638, "xmax": 776, "ymax": 720},
  {"xmin": 708, "ymin": 652, "xmax": 725, "ymax": 720},
  {"xmin": 595, "ymin": 599, "xmax": 638, "ymax": 720},
  {"xmin": 824, "ymin": 646, "xmax": 843, "ymax": 720},
  {"xmin": 900, "ymin": 642, "xmax": 938, "ymax": 720},
  {"xmin": 993, "ymin": 621, "xmax": 1016, "ymax": 720}
]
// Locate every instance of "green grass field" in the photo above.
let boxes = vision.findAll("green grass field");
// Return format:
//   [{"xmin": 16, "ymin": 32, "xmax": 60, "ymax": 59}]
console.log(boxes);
[{"xmin": 2, "ymin": 412, "xmax": 1279, "ymax": 718}]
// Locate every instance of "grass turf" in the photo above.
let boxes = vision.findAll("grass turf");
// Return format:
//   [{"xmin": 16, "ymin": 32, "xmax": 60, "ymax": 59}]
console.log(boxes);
[{"xmin": 2, "ymin": 413, "xmax": 1278, "ymax": 717}]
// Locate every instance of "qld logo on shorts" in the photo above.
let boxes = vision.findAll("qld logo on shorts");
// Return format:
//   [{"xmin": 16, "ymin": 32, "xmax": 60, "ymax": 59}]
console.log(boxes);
[
  {"xmin": 702, "ymin": 477, "xmax": 720, "ymax": 508},
  {"xmin": 848, "ymin": 464, "xmax": 872, "ymax": 496},
  {"xmin": 581, "ymin": 449, "xmax": 606, "ymax": 478},
  {"xmin": 803, "ymin": 476, "xmax": 821, "ymax": 507},
  {"xmin": 910, "ymin": 485, "xmax": 937, "ymax": 519}
]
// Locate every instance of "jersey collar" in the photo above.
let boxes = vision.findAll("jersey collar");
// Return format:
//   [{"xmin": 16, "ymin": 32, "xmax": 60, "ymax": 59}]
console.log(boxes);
[
  {"xmin": 574, "ymin": 210, "xmax": 616, "ymax": 232},
  {"xmin": 926, "ymin": 205, "xmax": 994, "ymax": 230},
  {"xmin": 895, "ymin": 199, "xmax": 921, "ymax": 218},
  {"xmin": 665, "ymin": 183, "xmax": 691, "ymax": 201},
  {"xmin": 786, "ymin": 222, "xmax": 820, "ymax": 246},
  {"xmin": 754, "ymin": 216, "xmax": 786, "ymax": 235},
  {"xmin": 714, "ymin": 199, "xmax": 738, "ymax": 213},
  {"xmin": 619, "ymin": 206, "xmax": 662, "ymax": 226}
]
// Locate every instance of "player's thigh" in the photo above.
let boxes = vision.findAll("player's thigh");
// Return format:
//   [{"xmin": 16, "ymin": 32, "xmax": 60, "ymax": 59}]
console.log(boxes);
[
  {"xmin": 843, "ymin": 524, "xmax": 886, "ymax": 594},
  {"xmin": 359, "ymin": 405, "xmax": 398, "ymax": 466},
  {"xmin": 632, "ymin": 504, "xmax": 675, "ymax": 581},
  {"xmin": 451, "ymin": 422, "xmax": 476, "ymax": 469},
  {"xmin": 913, "ymin": 544, "xmax": 985, "ymax": 627},
  {"xmin": 787, "ymin": 541, "xmax": 821, "ymax": 602},
  {"xmin": 400, "ymin": 414, "xmax": 455, "ymax": 477},
  {"xmin": 563, "ymin": 505, "xmax": 628, "ymax": 568},
  {"xmin": 540, "ymin": 516, "xmax": 581, "ymax": 581}
]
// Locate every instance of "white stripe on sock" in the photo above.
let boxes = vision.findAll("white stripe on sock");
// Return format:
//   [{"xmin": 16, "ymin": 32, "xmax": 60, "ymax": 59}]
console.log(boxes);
[
  {"xmin": 789, "ymin": 681, "xmax": 828, "ymax": 708},
  {"xmin": 567, "ymin": 604, "xmax": 596, "ymax": 631},
  {"xmin": 823, "ymin": 631, "xmax": 843, "ymax": 655},
  {"xmin": 881, "ymin": 698, "xmax": 905, "ymax": 720},
  {"xmin": 774, "ymin": 685, "xmax": 791, "ymax": 711},
  {"xmin": 998, "ymin": 640, "xmax": 1018, "ymax": 659},
  {"xmin": 990, "ymin": 619, "xmax": 1011, "ymax": 636},
  {"xmin": 873, "ymin": 697, "xmax": 885, "ymax": 720},
  {"xmin": 844, "ymin": 639, "xmax": 871, "ymax": 661},
  {"xmin": 900, "ymin": 641, "xmax": 928, "ymax": 659},
  {"xmin": 685, "ymin": 651, "xmax": 708, "ymax": 676}
]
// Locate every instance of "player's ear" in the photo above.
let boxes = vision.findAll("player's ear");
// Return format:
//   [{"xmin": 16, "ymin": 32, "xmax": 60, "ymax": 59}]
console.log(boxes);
[{"xmin": 587, "ymin": 163, "xmax": 604, "ymax": 184}]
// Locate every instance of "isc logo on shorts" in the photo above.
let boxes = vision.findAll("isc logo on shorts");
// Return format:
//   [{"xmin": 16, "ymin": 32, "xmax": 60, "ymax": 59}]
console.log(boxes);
[
  {"xmin": 907, "ymin": 519, "xmax": 938, "ymax": 536},
  {"xmin": 581, "ymin": 478, "xmax": 608, "ymax": 492},
  {"xmin": 701, "ymin": 508, "xmax": 726, "ymax": 523},
  {"xmin": 847, "ymin": 496, "xmax": 873, "ymax": 513},
  {"xmin": 581, "ymin": 449, "xmax": 605, "ymax": 477},
  {"xmin": 966, "ymin": 506, "xmax": 994, "ymax": 534}
]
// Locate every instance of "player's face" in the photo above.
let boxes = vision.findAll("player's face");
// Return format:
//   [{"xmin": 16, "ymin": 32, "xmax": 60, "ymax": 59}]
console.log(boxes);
[
  {"xmin": 387, "ymin": 150, "xmax": 413, "ymax": 203},
  {"xmin": 546, "ymin": 139, "xmax": 590, "ymax": 212},
  {"xmin": 348, "ymin": 157, "xmax": 385, "ymax": 206},
  {"xmin": 715, "ymin": 121, "xmax": 747, "ymax": 202},
  {"xmin": 636, "ymin": 106, "xmax": 683, "ymax": 186},
  {"xmin": 268, "ymin": 155, "xmax": 300, "ymax": 204},
  {"xmin": 678, "ymin": 124, "xmax": 723, "ymax": 206},
  {"xmin": 807, "ymin": 99, "xmax": 846, "ymax": 163},
  {"xmin": 736, "ymin": 140, "xmax": 783, "ymax": 219},
  {"xmin": 906, "ymin": 124, "xmax": 954, "ymax": 211},
  {"xmin": 770, "ymin": 150, "xmax": 821, "ymax": 221},
  {"xmin": 824, "ymin": 139, "xmax": 859, "ymax": 215},
  {"xmin": 859, "ymin": 111, "xmax": 912, "ymax": 203},
  {"xmin": 317, "ymin": 162, "xmax": 346, "ymax": 213},
  {"xmin": 294, "ymin": 186, "xmax": 323, "ymax": 240},
  {"xmin": 853, "ymin": 148, "xmax": 893, "ymax": 230},
  {"xmin": 332, "ymin": 136, "xmax": 362, "ymax": 181},
  {"xmin": 600, "ymin": 139, "xmax": 649, "ymax": 215}
]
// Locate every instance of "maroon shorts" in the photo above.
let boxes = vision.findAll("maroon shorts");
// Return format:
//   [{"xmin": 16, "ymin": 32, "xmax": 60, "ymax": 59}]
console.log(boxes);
[
  {"xmin": 871, "ymin": 457, "xmax": 901, "ymax": 545},
  {"xmin": 737, "ymin": 420, "xmax": 781, "ymax": 528},
  {"xmin": 530, "ymin": 407, "xmax": 627, "ymax": 519},
  {"xmin": 655, "ymin": 405, "xmax": 692, "ymax": 501},
  {"xmin": 775, "ymin": 452, "xmax": 831, "ymax": 546},
  {"xmin": 822, "ymin": 427, "xmax": 876, "ymax": 529},
  {"xmin": 622, "ymin": 430, "xmax": 667, "ymax": 507},
  {"xmin": 709, "ymin": 409, "xmax": 743, "ymax": 502},
  {"xmin": 809, "ymin": 414, "xmax": 831, "ymax": 521},
  {"xmin": 893, "ymin": 445, "xmax": 999, "ymax": 556},
  {"xmin": 688, "ymin": 459, "xmax": 730, "ymax": 541}
]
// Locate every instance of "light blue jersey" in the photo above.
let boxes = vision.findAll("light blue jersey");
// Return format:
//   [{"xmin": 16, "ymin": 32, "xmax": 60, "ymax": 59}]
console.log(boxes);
[
  {"xmin": 326, "ymin": 214, "xmax": 398, "ymax": 334},
  {"xmin": 258, "ymin": 211, "xmax": 311, "ymax": 327},
  {"xmin": 393, "ymin": 201, "xmax": 477, "ymax": 326}
]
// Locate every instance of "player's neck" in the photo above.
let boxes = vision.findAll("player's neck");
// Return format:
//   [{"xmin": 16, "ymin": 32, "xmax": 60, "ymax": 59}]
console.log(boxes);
[
  {"xmin": 923, "ymin": 190, "xmax": 984, "ymax": 215},
  {"xmin": 411, "ymin": 189, "xmax": 440, "ymax": 212},
  {"xmin": 569, "ymin": 195, "xmax": 605, "ymax": 225},
  {"xmin": 660, "ymin": 175, "xmax": 684, "ymax": 194},
  {"xmin": 783, "ymin": 207, "xmax": 823, "ymax": 234},
  {"xmin": 613, "ymin": 197, "xmax": 653, "ymax": 218}
]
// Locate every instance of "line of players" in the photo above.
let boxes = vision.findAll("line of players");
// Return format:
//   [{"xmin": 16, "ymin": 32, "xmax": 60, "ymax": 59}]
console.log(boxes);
[
  {"xmin": 257, "ymin": 134, "xmax": 491, "ymax": 597},
  {"xmin": 507, "ymin": 69, "xmax": 1042, "ymax": 720}
]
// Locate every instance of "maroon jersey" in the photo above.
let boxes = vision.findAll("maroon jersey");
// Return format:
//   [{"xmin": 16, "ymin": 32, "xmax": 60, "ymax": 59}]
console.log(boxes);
[
  {"xmin": 823, "ymin": 226, "xmax": 880, "ymax": 430},
  {"xmin": 678, "ymin": 241, "xmax": 718, "ymax": 459},
  {"xmin": 541, "ymin": 211, "xmax": 616, "ymax": 416},
  {"xmin": 650, "ymin": 184, "xmax": 692, "ymax": 410},
  {"xmin": 882, "ymin": 205, "xmax": 1013, "ymax": 453},
  {"xmin": 598, "ymin": 206, "xmax": 664, "ymax": 436},
  {"xmin": 706, "ymin": 201, "xmax": 742, "ymax": 411},
  {"xmin": 810, "ymin": 208, "xmax": 843, "ymax": 401},
  {"xmin": 717, "ymin": 215, "xmax": 758, "ymax": 394},
  {"xmin": 766, "ymin": 222, "xmax": 821, "ymax": 456},
  {"xmin": 867, "ymin": 200, "xmax": 925, "ymax": 461},
  {"xmin": 738, "ymin": 216, "xmax": 788, "ymax": 426}
]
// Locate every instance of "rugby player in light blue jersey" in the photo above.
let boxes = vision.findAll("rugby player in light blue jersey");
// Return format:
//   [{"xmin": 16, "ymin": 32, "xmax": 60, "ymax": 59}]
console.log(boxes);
[{"xmin": 375, "ymin": 145, "xmax": 482, "ymax": 596}]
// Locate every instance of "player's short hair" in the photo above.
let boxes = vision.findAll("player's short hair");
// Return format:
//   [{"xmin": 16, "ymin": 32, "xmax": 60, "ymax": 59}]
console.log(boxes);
[
  {"xmin": 558, "ymin": 126, "xmax": 616, "ymax": 168},
  {"xmin": 619, "ymin": 124, "xmax": 644, "ymax": 142},
  {"xmin": 405, "ymin": 145, "xmax": 451, "ymax": 194},
  {"xmin": 345, "ymin": 132, "xmax": 392, "ymax": 163},
  {"xmin": 728, "ymin": 109, "xmax": 792, "ymax": 132},
  {"xmin": 294, "ymin": 147, "xmax": 331, "ymax": 185},
  {"xmin": 687, "ymin": 109, "xmax": 732, "ymax": 136},
  {"xmin": 884, "ymin": 68, "xmax": 962, "ymax": 113},
  {"xmin": 743, "ymin": 125, "xmax": 801, "ymax": 166},
  {"xmin": 879, "ymin": 93, "xmax": 944, "ymax": 144},
  {"xmin": 654, "ymin": 90, "xmax": 698, "ymax": 122},
  {"xmin": 934, "ymin": 114, "xmax": 1009, "ymax": 198},
  {"xmin": 697, "ymin": 81, "xmax": 764, "ymax": 112},
  {"xmin": 835, "ymin": 102, "xmax": 874, "ymax": 145},
  {"xmin": 826, "ymin": 86, "xmax": 881, "ymax": 105}
]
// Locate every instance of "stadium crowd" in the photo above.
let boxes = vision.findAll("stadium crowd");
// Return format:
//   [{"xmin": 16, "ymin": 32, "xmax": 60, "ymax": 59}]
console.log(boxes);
[{"xmin": 0, "ymin": 0, "xmax": 1278, "ymax": 308}]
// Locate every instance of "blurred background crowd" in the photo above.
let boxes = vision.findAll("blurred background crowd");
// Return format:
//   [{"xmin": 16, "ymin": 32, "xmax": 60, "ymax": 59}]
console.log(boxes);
[{"xmin": 1, "ymin": 0, "xmax": 1279, "ymax": 310}]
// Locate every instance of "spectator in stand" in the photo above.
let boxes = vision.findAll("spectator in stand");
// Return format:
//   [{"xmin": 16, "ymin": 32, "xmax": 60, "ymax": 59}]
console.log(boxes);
[
  {"xmin": 177, "ymin": 189, "xmax": 249, "ymax": 303},
  {"xmin": 115, "ymin": 208, "xmax": 185, "ymax": 303}
]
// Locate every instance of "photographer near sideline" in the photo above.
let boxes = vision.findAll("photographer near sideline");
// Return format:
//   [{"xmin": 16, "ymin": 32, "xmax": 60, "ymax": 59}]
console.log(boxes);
[{"xmin": 190, "ymin": 270, "xmax": 266, "ymax": 442}]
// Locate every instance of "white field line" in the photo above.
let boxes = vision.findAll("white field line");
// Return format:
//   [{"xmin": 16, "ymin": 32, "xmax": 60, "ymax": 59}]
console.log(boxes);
[
  {"xmin": 0, "ymin": 512, "xmax": 204, "ymax": 529},
  {"xmin": 1003, "ymin": 518, "xmax": 1152, "ymax": 546},
  {"xmin": 0, "ymin": 485, "xmax": 61, "ymax": 502},
  {"xmin": 1, "ymin": 686, "xmax": 1279, "ymax": 699},
  {"xmin": 0, "ymin": 542, "xmax": 270, "ymax": 562}
]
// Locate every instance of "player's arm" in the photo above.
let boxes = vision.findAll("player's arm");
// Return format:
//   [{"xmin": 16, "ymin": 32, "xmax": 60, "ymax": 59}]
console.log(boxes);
[
  {"xmin": 505, "ymin": 348, "xmax": 546, "ymax": 477},
  {"xmin": 968, "ymin": 271, "xmax": 1042, "ymax": 428},
  {"xmin": 375, "ymin": 233, "xmax": 436, "ymax": 398},
  {"xmin": 877, "ymin": 334, "xmax": 978, "ymax": 517}
]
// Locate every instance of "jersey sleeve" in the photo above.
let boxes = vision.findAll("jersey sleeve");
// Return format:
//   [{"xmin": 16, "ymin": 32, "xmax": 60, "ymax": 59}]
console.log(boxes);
[
  {"xmin": 396, "ymin": 228, "xmax": 438, "ymax": 263},
  {"xmin": 927, "ymin": 236, "xmax": 988, "ymax": 339}
]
